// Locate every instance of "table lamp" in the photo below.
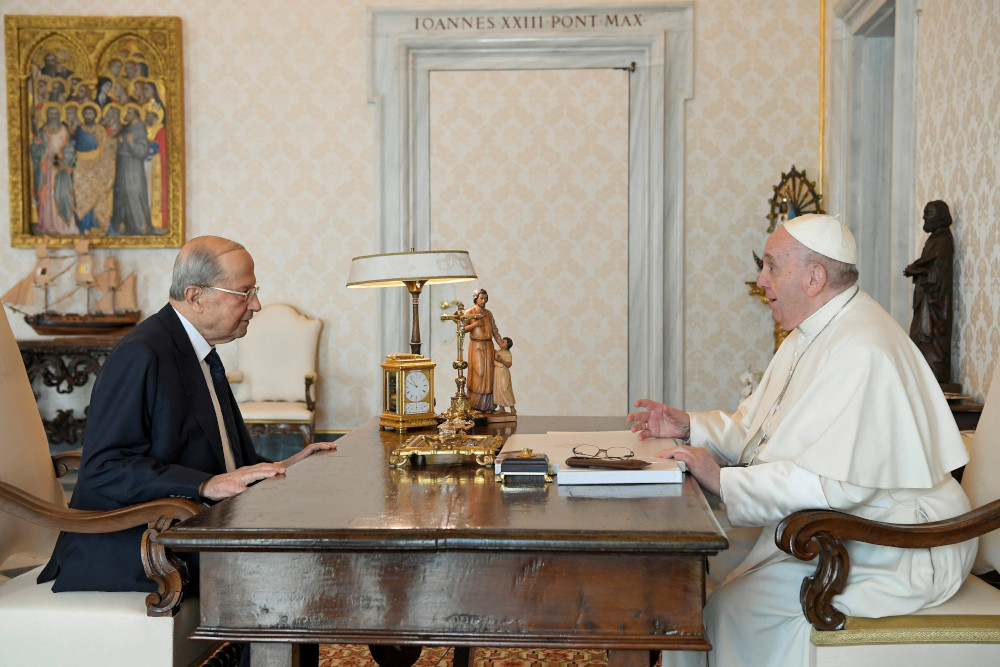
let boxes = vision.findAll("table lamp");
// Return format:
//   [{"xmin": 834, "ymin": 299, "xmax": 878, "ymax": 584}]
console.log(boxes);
[{"xmin": 346, "ymin": 249, "xmax": 477, "ymax": 355}]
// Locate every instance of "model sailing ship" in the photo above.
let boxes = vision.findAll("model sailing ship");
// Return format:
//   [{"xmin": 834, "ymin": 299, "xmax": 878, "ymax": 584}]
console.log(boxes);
[{"xmin": 1, "ymin": 240, "xmax": 140, "ymax": 335}]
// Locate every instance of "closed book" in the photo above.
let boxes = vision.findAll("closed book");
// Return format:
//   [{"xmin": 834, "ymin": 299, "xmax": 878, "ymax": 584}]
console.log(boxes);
[{"xmin": 554, "ymin": 460, "xmax": 684, "ymax": 485}]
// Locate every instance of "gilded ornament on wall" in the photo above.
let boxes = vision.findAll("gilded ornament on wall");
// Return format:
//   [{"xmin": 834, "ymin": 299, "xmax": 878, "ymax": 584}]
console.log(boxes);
[
  {"xmin": 765, "ymin": 165, "xmax": 823, "ymax": 233},
  {"xmin": 5, "ymin": 15, "xmax": 184, "ymax": 248}
]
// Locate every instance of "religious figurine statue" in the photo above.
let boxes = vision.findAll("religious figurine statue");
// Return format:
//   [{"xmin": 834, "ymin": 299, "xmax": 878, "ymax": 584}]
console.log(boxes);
[
  {"xmin": 488, "ymin": 336, "xmax": 516, "ymax": 423},
  {"xmin": 463, "ymin": 288, "xmax": 506, "ymax": 413},
  {"xmin": 903, "ymin": 200, "xmax": 954, "ymax": 384}
]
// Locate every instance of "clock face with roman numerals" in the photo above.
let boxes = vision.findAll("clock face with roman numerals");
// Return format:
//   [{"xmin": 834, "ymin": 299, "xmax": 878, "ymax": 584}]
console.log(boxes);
[{"xmin": 404, "ymin": 370, "xmax": 429, "ymax": 402}]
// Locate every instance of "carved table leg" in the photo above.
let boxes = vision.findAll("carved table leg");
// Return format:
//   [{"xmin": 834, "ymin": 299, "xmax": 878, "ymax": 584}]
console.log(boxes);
[
  {"xmin": 297, "ymin": 643, "xmax": 319, "ymax": 666},
  {"xmin": 608, "ymin": 649, "xmax": 657, "ymax": 667},
  {"xmin": 452, "ymin": 646, "xmax": 471, "ymax": 667},
  {"xmin": 250, "ymin": 642, "xmax": 293, "ymax": 666}
]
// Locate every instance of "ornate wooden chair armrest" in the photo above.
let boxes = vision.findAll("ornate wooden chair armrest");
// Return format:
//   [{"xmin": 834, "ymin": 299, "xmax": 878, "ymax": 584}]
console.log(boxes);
[
  {"xmin": 51, "ymin": 450, "xmax": 82, "ymax": 477},
  {"xmin": 0, "ymin": 480, "xmax": 203, "ymax": 617},
  {"xmin": 304, "ymin": 372, "xmax": 317, "ymax": 411},
  {"xmin": 776, "ymin": 498, "xmax": 1000, "ymax": 631}
]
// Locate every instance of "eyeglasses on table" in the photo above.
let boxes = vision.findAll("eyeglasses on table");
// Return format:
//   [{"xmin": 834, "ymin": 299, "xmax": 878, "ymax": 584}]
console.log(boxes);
[{"xmin": 571, "ymin": 444, "xmax": 634, "ymax": 460}]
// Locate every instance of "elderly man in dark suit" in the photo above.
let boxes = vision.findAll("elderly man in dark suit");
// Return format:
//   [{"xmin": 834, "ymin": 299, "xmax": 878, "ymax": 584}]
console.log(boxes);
[{"xmin": 38, "ymin": 235, "xmax": 334, "ymax": 593}]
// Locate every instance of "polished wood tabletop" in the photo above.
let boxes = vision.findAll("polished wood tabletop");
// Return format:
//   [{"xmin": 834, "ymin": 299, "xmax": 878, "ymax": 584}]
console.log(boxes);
[{"xmin": 159, "ymin": 416, "xmax": 728, "ymax": 667}]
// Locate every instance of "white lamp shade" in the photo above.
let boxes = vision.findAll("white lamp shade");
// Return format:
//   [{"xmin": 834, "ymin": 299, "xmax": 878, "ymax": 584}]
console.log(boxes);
[{"xmin": 346, "ymin": 250, "xmax": 477, "ymax": 288}]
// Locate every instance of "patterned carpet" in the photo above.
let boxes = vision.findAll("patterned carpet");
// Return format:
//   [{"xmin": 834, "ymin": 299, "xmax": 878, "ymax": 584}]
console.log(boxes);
[{"xmin": 319, "ymin": 645, "xmax": 659, "ymax": 666}]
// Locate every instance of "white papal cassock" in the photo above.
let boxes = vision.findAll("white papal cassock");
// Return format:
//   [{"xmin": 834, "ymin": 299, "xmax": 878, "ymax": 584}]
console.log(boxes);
[{"xmin": 667, "ymin": 285, "xmax": 975, "ymax": 667}]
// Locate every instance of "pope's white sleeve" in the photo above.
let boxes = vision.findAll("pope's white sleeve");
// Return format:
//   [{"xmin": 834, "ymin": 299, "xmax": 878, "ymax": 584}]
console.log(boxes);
[
  {"xmin": 720, "ymin": 460, "xmax": 891, "ymax": 527},
  {"xmin": 689, "ymin": 405, "xmax": 751, "ymax": 465}
]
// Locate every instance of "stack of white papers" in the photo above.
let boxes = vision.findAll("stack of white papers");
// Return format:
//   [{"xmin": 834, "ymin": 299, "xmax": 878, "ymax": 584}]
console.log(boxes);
[{"xmin": 497, "ymin": 430, "xmax": 686, "ymax": 485}]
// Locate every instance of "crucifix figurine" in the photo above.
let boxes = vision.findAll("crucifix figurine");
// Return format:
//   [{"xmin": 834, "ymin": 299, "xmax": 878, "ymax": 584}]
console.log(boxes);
[{"xmin": 439, "ymin": 302, "xmax": 483, "ymax": 421}]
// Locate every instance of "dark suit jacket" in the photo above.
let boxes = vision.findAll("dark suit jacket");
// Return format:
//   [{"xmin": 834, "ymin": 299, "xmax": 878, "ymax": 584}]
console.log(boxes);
[{"xmin": 38, "ymin": 304, "xmax": 260, "ymax": 592}]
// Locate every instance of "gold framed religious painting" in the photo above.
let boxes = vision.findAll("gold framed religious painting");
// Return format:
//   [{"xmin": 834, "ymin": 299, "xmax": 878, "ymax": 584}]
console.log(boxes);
[{"xmin": 5, "ymin": 15, "xmax": 184, "ymax": 248}]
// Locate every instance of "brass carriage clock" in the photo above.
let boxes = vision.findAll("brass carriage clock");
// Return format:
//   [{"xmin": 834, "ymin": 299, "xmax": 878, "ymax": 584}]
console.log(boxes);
[{"xmin": 380, "ymin": 353, "xmax": 438, "ymax": 431}]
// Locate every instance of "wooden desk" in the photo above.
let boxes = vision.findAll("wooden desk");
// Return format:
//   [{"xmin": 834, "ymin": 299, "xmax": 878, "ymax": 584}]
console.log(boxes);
[{"xmin": 158, "ymin": 416, "xmax": 727, "ymax": 667}]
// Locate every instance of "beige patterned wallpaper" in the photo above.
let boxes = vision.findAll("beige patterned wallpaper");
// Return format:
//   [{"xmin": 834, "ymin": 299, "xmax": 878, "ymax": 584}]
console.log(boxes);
[
  {"xmin": 916, "ymin": 0, "xmax": 1000, "ymax": 401},
  {"xmin": 428, "ymin": 69, "xmax": 629, "ymax": 416},
  {"xmin": 682, "ymin": 0, "xmax": 820, "ymax": 408},
  {"xmin": 2, "ymin": 0, "xmax": 994, "ymax": 430}
]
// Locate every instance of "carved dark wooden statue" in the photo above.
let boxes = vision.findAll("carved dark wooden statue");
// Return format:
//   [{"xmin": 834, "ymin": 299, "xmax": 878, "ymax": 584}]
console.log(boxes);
[{"xmin": 903, "ymin": 200, "xmax": 954, "ymax": 383}]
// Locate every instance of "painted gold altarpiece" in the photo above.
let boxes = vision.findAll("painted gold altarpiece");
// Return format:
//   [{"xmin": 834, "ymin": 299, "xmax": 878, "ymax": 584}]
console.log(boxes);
[{"xmin": 5, "ymin": 15, "xmax": 184, "ymax": 248}]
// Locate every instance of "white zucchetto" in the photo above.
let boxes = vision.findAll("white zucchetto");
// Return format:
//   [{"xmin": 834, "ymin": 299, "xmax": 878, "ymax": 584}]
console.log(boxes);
[{"xmin": 782, "ymin": 214, "xmax": 858, "ymax": 265}]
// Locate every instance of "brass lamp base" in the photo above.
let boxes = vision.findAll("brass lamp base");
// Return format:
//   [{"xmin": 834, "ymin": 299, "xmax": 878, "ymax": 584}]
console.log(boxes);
[{"xmin": 389, "ymin": 433, "xmax": 505, "ymax": 468}]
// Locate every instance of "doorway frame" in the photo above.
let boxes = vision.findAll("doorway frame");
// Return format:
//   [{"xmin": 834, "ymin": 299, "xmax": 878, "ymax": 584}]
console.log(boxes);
[
  {"xmin": 367, "ymin": 4, "xmax": 694, "ymax": 407},
  {"xmin": 827, "ymin": 0, "xmax": 919, "ymax": 327}
]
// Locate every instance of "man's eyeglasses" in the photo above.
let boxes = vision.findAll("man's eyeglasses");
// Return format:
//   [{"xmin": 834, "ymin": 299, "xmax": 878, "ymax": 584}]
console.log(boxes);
[
  {"xmin": 571, "ymin": 444, "xmax": 634, "ymax": 460},
  {"xmin": 202, "ymin": 285, "xmax": 261, "ymax": 302}
]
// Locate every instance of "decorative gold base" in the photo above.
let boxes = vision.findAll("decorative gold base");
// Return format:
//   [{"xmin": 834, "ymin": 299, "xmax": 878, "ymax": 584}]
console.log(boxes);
[
  {"xmin": 389, "ymin": 433, "xmax": 506, "ymax": 468},
  {"xmin": 379, "ymin": 412, "xmax": 440, "ymax": 432},
  {"xmin": 438, "ymin": 391, "xmax": 483, "ymax": 423}
]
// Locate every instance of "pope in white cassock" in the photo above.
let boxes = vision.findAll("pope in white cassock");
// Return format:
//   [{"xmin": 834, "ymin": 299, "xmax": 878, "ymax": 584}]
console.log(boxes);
[{"xmin": 628, "ymin": 214, "xmax": 975, "ymax": 667}]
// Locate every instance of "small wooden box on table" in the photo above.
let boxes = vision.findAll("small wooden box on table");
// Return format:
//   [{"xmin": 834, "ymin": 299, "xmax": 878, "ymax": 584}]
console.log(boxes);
[{"xmin": 158, "ymin": 416, "xmax": 727, "ymax": 667}]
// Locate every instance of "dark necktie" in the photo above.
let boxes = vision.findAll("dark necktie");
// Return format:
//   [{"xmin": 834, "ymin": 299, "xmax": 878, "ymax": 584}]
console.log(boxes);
[{"xmin": 205, "ymin": 349, "xmax": 242, "ymax": 469}]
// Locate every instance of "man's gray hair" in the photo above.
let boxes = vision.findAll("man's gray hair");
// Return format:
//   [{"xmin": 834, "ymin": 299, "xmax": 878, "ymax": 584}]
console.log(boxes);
[
  {"xmin": 804, "ymin": 250, "xmax": 859, "ymax": 290},
  {"xmin": 168, "ymin": 239, "xmax": 245, "ymax": 299}
]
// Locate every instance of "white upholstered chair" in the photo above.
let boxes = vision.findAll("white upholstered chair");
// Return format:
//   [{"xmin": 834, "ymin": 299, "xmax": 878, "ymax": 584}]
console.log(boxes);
[
  {"xmin": 0, "ymin": 306, "xmax": 211, "ymax": 666},
  {"xmin": 777, "ymin": 362, "xmax": 1000, "ymax": 665},
  {"xmin": 227, "ymin": 303, "xmax": 322, "ymax": 445}
]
